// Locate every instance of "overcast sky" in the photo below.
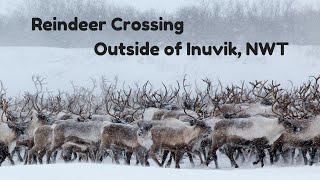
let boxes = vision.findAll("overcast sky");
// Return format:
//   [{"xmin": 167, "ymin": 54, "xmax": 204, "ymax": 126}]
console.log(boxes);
[{"xmin": 1, "ymin": 0, "xmax": 320, "ymax": 15}]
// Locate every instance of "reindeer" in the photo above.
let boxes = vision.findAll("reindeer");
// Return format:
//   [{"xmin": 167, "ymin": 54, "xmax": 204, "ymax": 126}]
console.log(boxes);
[
  {"xmin": 44, "ymin": 79, "xmax": 112, "ymax": 163},
  {"xmin": 15, "ymin": 135, "xmax": 34, "ymax": 164},
  {"xmin": 147, "ymin": 78, "xmax": 212, "ymax": 167},
  {"xmin": 271, "ymin": 77, "xmax": 320, "ymax": 165},
  {"xmin": 137, "ymin": 114, "xmax": 211, "ymax": 169},
  {"xmin": 46, "ymin": 120, "xmax": 108, "ymax": 163},
  {"xmin": 96, "ymin": 122, "xmax": 153, "ymax": 165},
  {"xmin": 206, "ymin": 85, "xmax": 294, "ymax": 168},
  {"xmin": 0, "ymin": 140, "xmax": 14, "ymax": 166},
  {"xmin": 206, "ymin": 115, "xmax": 294, "ymax": 168},
  {"xmin": 61, "ymin": 141, "xmax": 95, "ymax": 162},
  {"xmin": 1, "ymin": 82, "xmax": 34, "ymax": 162},
  {"xmin": 27, "ymin": 125, "xmax": 58, "ymax": 164},
  {"xmin": 96, "ymin": 83, "xmax": 152, "ymax": 165}
]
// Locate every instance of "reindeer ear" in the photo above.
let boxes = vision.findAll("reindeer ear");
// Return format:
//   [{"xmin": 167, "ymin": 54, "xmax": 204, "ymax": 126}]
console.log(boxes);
[
  {"xmin": 137, "ymin": 121, "xmax": 147, "ymax": 128},
  {"xmin": 279, "ymin": 118, "xmax": 300, "ymax": 132},
  {"xmin": 189, "ymin": 119, "xmax": 196, "ymax": 126},
  {"xmin": 195, "ymin": 120, "xmax": 207, "ymax": 128},
  {"xmin": 138, "ymin": 121, "xmax": 153, "ymax": 130},
  {"xmin": 223, "ymin": 113, "xmax": 232, "ymax": 119},
  {"xmin": 137, "ymin": 121, "xmax": 143, "ymax": 127},
  {"xmin": 145, "ymin": 123, "xmax": 153, "ymax": 130},
  {"xmin": 278, "ymin": 117, "xmax": 285, "ymax": 124}
]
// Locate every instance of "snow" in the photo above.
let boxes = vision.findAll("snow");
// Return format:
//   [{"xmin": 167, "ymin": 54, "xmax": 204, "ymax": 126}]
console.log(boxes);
[
  {"xmin": 0, "ymin": 46, "xmax": 319, "ymax": 96},
  {"xmin": 1, "ymin": 0, "xmax": 320, "ymax": 15},
  {"xmin": 0, "ymin": 163, "xmax": 319, "ymax": 180},
  {"xmin": 1, "ymin": 45, "xmax": 320, "ymax": 177}
]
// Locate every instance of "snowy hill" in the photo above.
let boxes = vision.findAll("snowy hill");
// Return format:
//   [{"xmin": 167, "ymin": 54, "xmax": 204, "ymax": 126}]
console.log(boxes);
[{"xmin": 0, "ymin": 46, "xmax": 319, "ymax": 95}]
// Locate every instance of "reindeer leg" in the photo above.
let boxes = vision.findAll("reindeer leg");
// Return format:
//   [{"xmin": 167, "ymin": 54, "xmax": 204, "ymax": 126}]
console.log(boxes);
[
  {"xmin": 258, "ymin": 149, "xmax": 266, "ymax": 167},
  {"xmin": 207, "ymin": 147, "xmax": 219, "ymax": 169},
  {"xmin": 252, "ymin": 146, "xmax": 266, "ymax": 168},
  {"xmin": 143, "ymin": 152, "xmax": 150, "ymax": 166},
  {"xmin": 12, "ymin": 147, "xmax": 23, "ymax": 162},
  {"xmin": 238, "ymin": 148, "xmax": 246, "ymax": 163},
  {"xmin": 301, "ymin": 148, "xmax": 308, "ymax": 165},
  {"xmin": 28, "ymin": 147, "xmax": 38, "ymax": 164},
  {"xmin": 149, "ymin": 149, "xmax": 162, "ymax": 167},
  {"xmin": 225, "ymin": 146, "xmax": 238, "ymax": 168},
  {"xmin": 136, "ymin": 148, "xmax": 150, "ymax": 166},
  {"xmin": 267, "ymin": 148, "xmax": 274, "ymax": 165},
  {"xmin": 0, "ymin": 158, "xmax": 4, "ymax": 166},
  {"xmin": 207, "ymin": 149, "xmax": 219, "ymax": 168},
  {"xmin": 174, "ymin": 151, "xmax": 183, "ymax": 169},
  {"xmin": 6, "ymin": 152, "xmax": 15, "ymax": 165},
  {"xmin": 234, "ymin": 147, "xmax": 240, "ymax": 161},
  {"xmin": 309, "ymin": 147, "xmax": 317, "ymax": 166},
  {"xmin": 88, "ymin": 149, "xmax": 95, "ymax": 162},
  {"xmin": 233, "ymin": 147, "xmax": 244, "ymax": 163},
  {"xmin": 125, "ymin": 151, "xmax": 133, "ymax": 165},
  {"xmin": 160, "ymin": 150, "xmax": 169, "ymax": 167},
  {"xmin": 135, "ymin": 154, "xmax": 140, "ymax": 165},
  {"xmin": 24, "ymin": 152, "xmax": 28, "ymax": 165},
  {"xmin": 85, "ymin": 152, "xmax": 89, "ymax": 162},
  {"xmin": 96, "ymin": 147, "xmax": 106, "ymax": 162},
  {"xmin": 202, "ymin": 148, "xmax": 207, "ymax": 161},
  {"xmin": 53, "ymin": 151, "xmax": 58, "ymax": 163},
  {"xmin": 112, "ymin": 149, "xmax": 120, "ymax": 164},
  {"xmin": 23, "ymin": 149, "xmax": 29, "ymax": 164},
  {"xmin": 195, "ymin": 150, "xmax": 204, "ymax": 165},
  {"xmin": 281, "ymin": 149, "xmax": 291, "ymax": 164},
  {"xmin": 271, "ymin": 135, "xmax": 285, "ymax": 164},
  {"xmin": 290, "ymin": 148, "xmax": 296, "ymax": 164},
  {"xmin": 70, "ymin": 152, "xmax": 77, "ymax": 161},
  {"xmin": 96, "ymin": 141, "xmax": 110, "ymax": 162},
  {"xmin": 206, "ymin": 137, "xmax": 225, "ymax": 169},
  {"xmin": 33, "ymin": 154, "xmax": 38, "ymax": 164},
  {"xmin": 38, "ymin": 150, "xmax": 46, "ymax": 164},
  {"xmin": 46, "ymin": 144, "xmax": 60, "ymax": 164},
  {"xmin": 17, "ymin": 147, "xmax": 24, "ymax": 162},
  {"xmin": 79, "ymin": 154, "xmax": 83, "ymax": 162},
  {"xmin": 166, "ymin": 152, "xmax": 174, "ymax": 167},
  {"xmin": 187, "ymin": 152, "xmax": 195, "ymax": 167}
]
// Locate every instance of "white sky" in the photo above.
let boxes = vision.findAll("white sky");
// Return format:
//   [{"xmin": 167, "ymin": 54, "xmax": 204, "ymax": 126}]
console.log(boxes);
[{"xmin": 0, "ymin": 0, "xmax": 320, "ymax": 15}]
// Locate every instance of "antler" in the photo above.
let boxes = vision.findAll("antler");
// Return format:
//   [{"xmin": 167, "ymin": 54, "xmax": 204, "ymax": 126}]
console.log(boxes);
[
  {"xmin": 31, "ymin": 75, "xmax": 47, "ymax": 114},
  {"xmin": 0, "ymin": 81, "xmax": 8, "ymax": 122},
  {"xmin": 19, "ymin": 93, "xmax": 33, "ymax": 120}
]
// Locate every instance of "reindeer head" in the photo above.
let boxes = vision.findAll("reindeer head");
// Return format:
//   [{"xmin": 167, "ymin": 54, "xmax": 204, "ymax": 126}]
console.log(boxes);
[
  {"xmin": 272, "ymin": 91, "xmax": 308, "ymax": 133},
  {"xmin": 66, "ymin": 79, "xmax": 99, "ymax": 122},
  {"xmin": 277, "ymin": 117, "xmax": 303, "ymax": 133},
  {"xmin": 137, "ymin": 121, "xmax": 153, "ymax": 136},
  {"xmin": 103, "ymin": 83, "xmax": 142, "ymax": 123},
  {"xmin": 0, "ymin": 87, "xmax": 33, "ymax": 136},
  {"xmin": 5, "ymin": 120, "xmax": 26, "ymax": 136}
]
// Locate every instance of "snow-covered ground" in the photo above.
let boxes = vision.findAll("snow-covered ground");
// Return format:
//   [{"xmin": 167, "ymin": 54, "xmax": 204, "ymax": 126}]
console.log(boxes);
[
  {"xmin": 0, "ymin": 163, "xmax": 320, "ymax": 180},
  {"xmin": 0, "ymin": 46, "xmax": 319, "ymax": 95}
]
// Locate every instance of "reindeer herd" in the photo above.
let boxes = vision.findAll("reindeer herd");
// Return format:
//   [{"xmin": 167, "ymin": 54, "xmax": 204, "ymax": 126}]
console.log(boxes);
[{"xmin": 1, "ymin": 75, "xmax": 320, "ymax": 169}]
